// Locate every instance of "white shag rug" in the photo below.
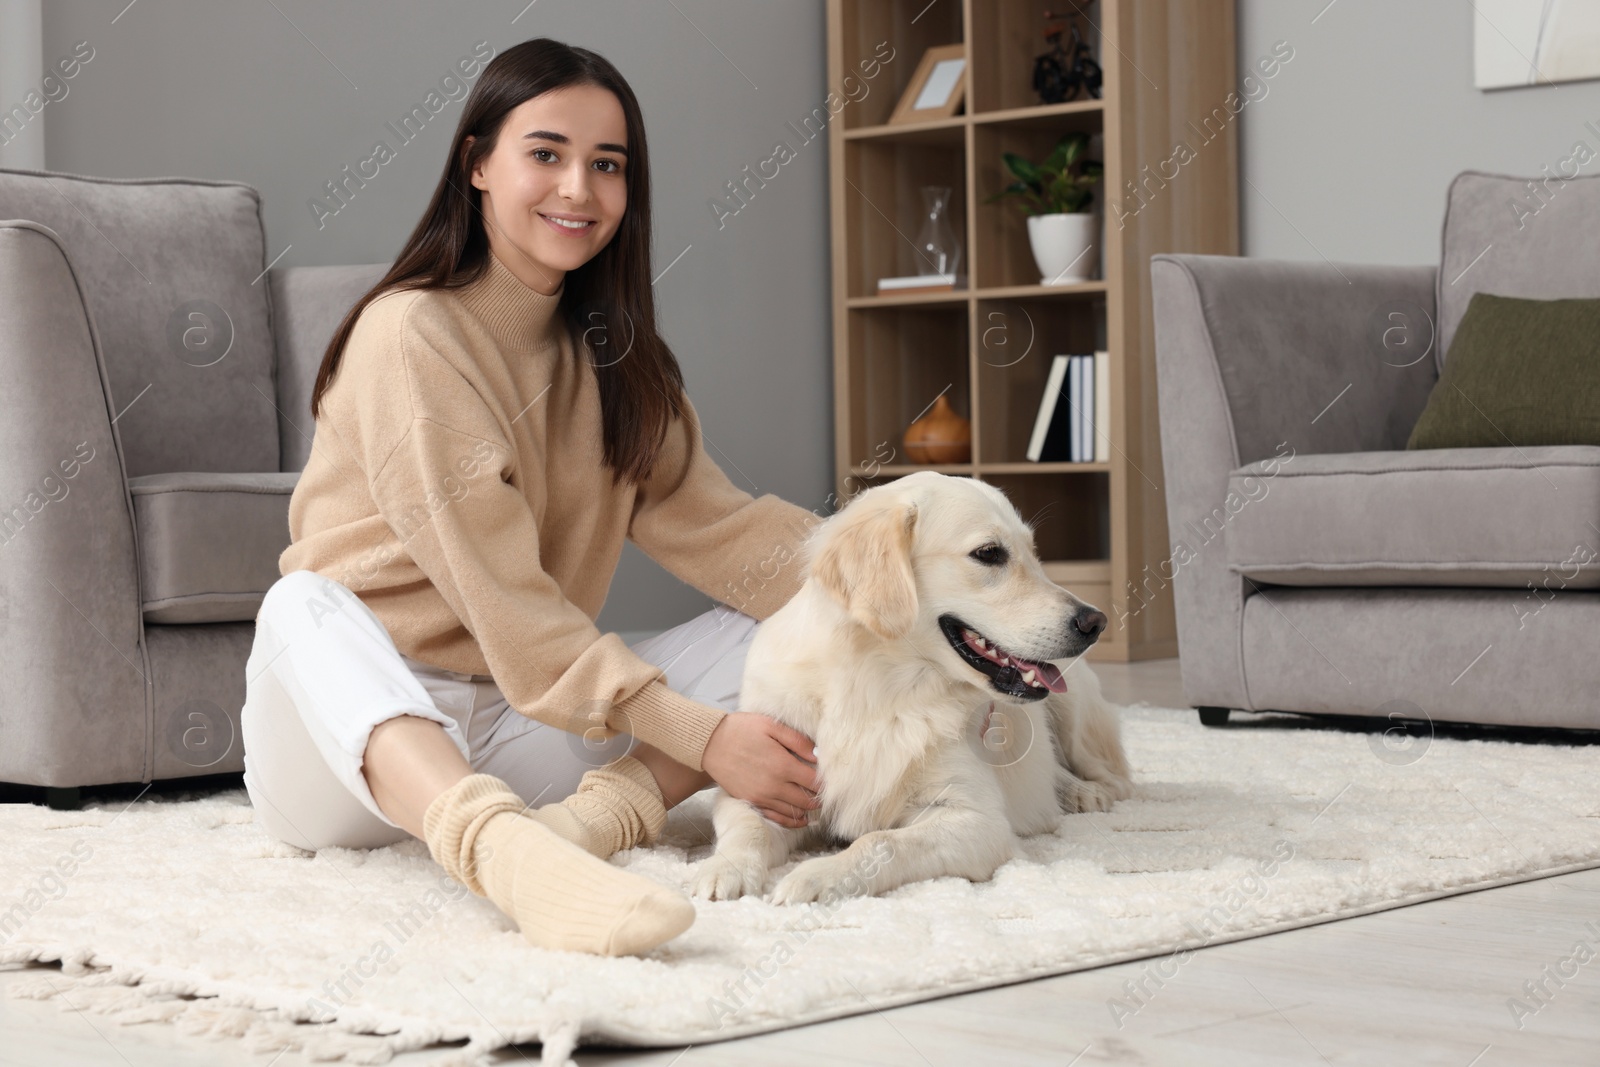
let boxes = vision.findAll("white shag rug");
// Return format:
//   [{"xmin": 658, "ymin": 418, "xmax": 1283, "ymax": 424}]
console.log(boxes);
[{"xmin": 4, "ymin": 704, "xmax": 1599, "ymax": 1067}]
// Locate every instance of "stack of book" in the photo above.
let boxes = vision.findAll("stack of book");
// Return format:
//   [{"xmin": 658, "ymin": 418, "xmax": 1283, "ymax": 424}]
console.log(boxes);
[{"xmin": 1025, "ymin": 351, "xmax": 1110, "ymax": 463}]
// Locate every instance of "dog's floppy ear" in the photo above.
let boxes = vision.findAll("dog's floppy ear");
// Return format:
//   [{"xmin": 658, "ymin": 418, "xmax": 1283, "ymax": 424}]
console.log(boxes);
[{"xmin": 812, "ymin": 493, "xmax": 919, "ymax": 639}]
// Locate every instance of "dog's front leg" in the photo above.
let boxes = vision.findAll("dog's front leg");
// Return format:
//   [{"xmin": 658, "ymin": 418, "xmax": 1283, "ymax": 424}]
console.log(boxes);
[
  {"xmin": 690, "ymin": 789, "xmax": 819, "ymax": 901},
  {"xmin": 1048, "ymin": 666, "xmax": 1134, "ymax": 802},
  {"xmin": 768, "ymin": 800, "xmax": 1015, "ymax": 906}
]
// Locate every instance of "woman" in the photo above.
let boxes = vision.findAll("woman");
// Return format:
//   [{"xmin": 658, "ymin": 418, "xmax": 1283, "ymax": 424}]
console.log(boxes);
[{"xmin": 240, "ymin": 37, "xmax": 823, "ymax": 959}]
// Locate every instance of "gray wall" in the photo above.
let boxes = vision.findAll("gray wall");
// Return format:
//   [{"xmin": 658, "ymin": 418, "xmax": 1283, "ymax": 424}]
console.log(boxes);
[
  {"xmin": 0, "ymin": 0, "xmax": 44, "ymax": 169},
  {"xmin": 31, "ymin": 0, "xmax": 831, "ymax": 638},
  {"xmin": 1237, "ymin": 0, "xmax": 1600, "ymax": 264}
]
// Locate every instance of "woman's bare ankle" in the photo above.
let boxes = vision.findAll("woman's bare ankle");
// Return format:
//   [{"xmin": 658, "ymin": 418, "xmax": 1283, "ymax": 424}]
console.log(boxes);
[
  {"xmin": 362, "ymin": 714, "xmax": 473, "ymax": 839},
  {"xmin": 628, "ymin": 741, "xmax": 714, "ymax": 809}
]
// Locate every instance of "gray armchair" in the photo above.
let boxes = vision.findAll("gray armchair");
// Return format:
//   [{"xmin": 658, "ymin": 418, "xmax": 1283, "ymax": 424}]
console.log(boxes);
[
  {"xmin": 1149, "ymin": 169, "xmax": 1600, "ymax": 732},
  {"xmin": 0, "ymin": 166, "xmax": 388, "ymax": 806}
]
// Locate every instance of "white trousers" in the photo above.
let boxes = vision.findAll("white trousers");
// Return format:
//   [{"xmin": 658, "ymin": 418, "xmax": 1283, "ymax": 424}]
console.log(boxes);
[{"xmin": 241, "ymin": 569, "xmax": 760, "ymax": 851}]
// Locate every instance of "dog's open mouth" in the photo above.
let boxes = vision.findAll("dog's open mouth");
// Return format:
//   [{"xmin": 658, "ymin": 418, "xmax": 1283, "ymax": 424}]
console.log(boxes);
[{"xmin": 938, "ymin": 614, "xmax": 1068, "ymax": 699}]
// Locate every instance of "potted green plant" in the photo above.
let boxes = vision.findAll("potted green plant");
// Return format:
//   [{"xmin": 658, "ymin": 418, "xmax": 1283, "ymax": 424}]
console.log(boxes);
[{"xmin": 985, "ymin": 131, "xmax": 1104, "ymax": 285}]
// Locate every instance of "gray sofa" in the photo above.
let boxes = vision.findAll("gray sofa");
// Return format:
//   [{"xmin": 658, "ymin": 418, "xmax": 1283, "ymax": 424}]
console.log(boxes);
[
  {"xmin": 1149, "ymin": 169, "xmax": 1600, "ymax": 733},
  {"xmin": 0, "ymin": 166, "xmax": 389, "ymax": 806}
]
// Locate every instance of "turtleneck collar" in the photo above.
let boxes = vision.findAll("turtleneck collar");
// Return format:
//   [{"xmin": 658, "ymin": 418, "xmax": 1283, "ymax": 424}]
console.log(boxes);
[{"xmin": 455, "ymin": 247, "xmax": 565, "ymax": 352}]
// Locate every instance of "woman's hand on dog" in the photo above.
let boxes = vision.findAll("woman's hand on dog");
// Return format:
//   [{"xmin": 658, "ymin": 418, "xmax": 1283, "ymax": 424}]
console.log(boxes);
[{"xmin": 703, "ymin": 712, "xmax": 821, "ymax": 829}]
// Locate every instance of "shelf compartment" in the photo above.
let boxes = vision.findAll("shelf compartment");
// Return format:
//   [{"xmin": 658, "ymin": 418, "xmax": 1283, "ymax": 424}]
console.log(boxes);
[
  {"xmin": 972, "ymin": 118, "xmax": 1106, "ymax": 290},
  {"xmin": 972, "ymin": 127, "xmax": 1107, "ymax": 293},
  {"xmin": 843, "ymin": 137, "xmax": 968, "ymax": 299},
  {"xmin": 847, "ymin": 304, "xmax": 972, "ymax": 470},
  {"xmin": 980, "ymin": 470, "xmax": 1111, "ymax": 565},
  {"xmin": 836, "ymin": 0, "xmax": 964, "ymax": 131},
  {"xmin": 975, "ymin": 294, "xmax": 1106, "ymax": 465},
  {"xmin": 968, "ymin": 0, "xmax": 1104, "ymax": 115}
]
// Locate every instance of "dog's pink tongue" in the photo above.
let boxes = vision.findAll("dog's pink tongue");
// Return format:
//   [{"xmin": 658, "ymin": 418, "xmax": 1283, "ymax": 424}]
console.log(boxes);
[{"xmin": 1027, "ymin": 660, "xmax": 1068, "ymax": 693}]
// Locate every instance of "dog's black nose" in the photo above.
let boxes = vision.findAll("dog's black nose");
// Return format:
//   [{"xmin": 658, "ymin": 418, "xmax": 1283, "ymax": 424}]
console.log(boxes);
[{"xmin": 1074, "ymin": 609, "xmax": 1107, "ymax": 638}]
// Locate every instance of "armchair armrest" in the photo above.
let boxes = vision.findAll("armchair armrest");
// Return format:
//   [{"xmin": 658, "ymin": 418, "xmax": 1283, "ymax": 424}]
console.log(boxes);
[
  {"xmin": 1148, "ymin": 254, "xmax": 1438, "ymax": 709},
  {"xmin": 0, "ymin": 221, "xmax": 149, "ymax": 787}
]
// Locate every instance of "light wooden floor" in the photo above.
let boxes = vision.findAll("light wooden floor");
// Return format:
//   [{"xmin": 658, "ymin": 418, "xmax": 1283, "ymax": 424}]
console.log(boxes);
[{"xmin": 5, "ymin": 659, "xmax": 1598, "ymax": 1066}]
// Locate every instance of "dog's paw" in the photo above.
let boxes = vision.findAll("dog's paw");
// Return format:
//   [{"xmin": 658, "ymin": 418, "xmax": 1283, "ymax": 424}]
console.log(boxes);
[
  {"xmin": 768, "ymin": 855, "xmax": 861, "ymax": 907},
  {"xmin": 1055, "ymin": 767, "xmax": 1120, "ymax": 813},
  {"xmin": 1075, "ymin": 780, "xmax": 1119, "ymax": 813},
  {"xmin": 690, "ymin": 853, "xmax": 764, "ymax": 901}
]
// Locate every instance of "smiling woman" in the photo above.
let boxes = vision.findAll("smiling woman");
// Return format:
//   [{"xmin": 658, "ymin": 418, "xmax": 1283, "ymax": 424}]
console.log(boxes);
[
  {"xmin": 245, "ymin": 37, "xmax": 825, "ymax": 961},
  {"xmin": 463, "ymin": 84, "xmax": 630, "ymax": 294}
]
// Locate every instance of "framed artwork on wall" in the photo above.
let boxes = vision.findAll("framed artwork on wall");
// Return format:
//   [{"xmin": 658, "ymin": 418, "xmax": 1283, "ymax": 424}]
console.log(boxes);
[{"xmin": 1474, "ymin": 0, "xmax": 1600, "ymax": 89}]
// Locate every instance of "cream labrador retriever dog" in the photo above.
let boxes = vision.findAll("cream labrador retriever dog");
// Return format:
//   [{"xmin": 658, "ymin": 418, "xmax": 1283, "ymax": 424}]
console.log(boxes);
[{"xmin": 690, "ymin": 470, "xmax": 1133, "ymax": 906}]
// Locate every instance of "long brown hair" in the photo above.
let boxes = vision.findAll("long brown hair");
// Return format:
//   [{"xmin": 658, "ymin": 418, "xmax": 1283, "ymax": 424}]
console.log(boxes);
[{"xmin": 308, "ymin": 37, "xmax": 687, "ymax": 488}]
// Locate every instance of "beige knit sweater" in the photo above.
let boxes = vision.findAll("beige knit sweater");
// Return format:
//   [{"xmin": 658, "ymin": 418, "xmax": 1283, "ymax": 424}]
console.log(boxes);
[{"xmin": 279, "ymin": 249, "xmax": 818, "ymax": 771}]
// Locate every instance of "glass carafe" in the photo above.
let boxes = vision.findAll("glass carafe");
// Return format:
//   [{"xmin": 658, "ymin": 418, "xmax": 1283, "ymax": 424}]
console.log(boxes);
[{"xmin": 914, "ymin": 185, "xmax": 962, "ymax": 279}]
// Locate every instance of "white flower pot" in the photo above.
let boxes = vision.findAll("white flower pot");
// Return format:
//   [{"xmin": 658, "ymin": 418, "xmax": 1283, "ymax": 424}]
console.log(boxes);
[{"xmin": 1026, "ymin": 212, "xmax": 1099, "ymax": 285}]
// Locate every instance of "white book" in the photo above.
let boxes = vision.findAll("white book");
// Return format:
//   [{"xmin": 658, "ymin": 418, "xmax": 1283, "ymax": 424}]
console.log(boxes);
[
  {"xmin": 1068, "ymin": 356, "xmax": 1084, "ymax": 462},
  {"xmin": 1079, "ymin": 354, "xmax": 1095, "ymax": 462},
  {"xmin": 1093, "ymin": 349, "xmax": 1110, "ymax": 462},
  {"xmin": 1026, "ymin": 355, "xmax": 1072, "ymax": 462},
  {"xmin": 876, "ymin": 273, "xmax": 957, "ymax": 290}
]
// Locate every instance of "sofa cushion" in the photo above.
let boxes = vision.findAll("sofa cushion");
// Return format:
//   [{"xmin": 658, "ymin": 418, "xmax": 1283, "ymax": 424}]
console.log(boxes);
[
  {"xmin": 0, "ymin": 166, "xmax": 279, "ymax": 479},
  {"xmin": 130, "ymin": 472, "xmax": 299, "ymax": 623},
  {"xmin": 1438, "ymin": 170, "xmax": 1600, "ymax": 370},
  {"xmin": 1223, "ymin": 446, "xmax": 1600, "ymax": 588},
  {"xmin": 1408, "ymin": 292, "xmax": 1600, "ymax": 448}
]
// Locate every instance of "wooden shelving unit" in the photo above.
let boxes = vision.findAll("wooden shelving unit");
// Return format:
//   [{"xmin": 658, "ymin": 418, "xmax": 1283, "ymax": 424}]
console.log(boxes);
[{"xmin": 826, "ymin": 0, "xmax": 1238, "ymax": 661}]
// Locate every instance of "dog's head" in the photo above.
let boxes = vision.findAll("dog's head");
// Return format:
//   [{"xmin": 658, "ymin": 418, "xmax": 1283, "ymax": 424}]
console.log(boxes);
[{"xmin": 804, "ymin": 471, "xmax": 1106, "ymax": 702}]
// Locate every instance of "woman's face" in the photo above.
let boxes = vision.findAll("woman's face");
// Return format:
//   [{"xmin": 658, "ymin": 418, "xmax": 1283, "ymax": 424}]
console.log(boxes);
[{"xmin": 467, "ymin": 84, "xmax": 629, "ymax": 295}]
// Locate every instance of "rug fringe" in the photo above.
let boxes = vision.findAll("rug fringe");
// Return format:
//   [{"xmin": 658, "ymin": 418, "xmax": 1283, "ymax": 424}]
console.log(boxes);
[
  {"xmin": 3, "ymin": 960, "xmax": 590, "ymax": 1066},
  {"xmin": 6, "ymin": 965, "xmax": 417, "ymax": 1063},
  {"xmin": 416, "ymin": 1034, "xmax": 501, "ymax": 1067},
  {"xmin": 538, "ymin": 1017, "xmax": 581, "ymax": 1067}
]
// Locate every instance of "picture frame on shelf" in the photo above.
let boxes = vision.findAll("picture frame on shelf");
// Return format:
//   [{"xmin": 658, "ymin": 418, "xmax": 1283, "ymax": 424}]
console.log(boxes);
[{"xmin": 888, "ymin": 43, "xmax": 967, "ymax": 124}]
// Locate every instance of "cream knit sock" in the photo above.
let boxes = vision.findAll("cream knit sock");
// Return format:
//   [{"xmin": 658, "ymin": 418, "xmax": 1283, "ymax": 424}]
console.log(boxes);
[
  {"xmin": 528, "ymin": 755, "xmax": 669, "ymax": 859},
  {"xmin": 422, "ymin": 773, "xmax": 695, "ymax": 956}
]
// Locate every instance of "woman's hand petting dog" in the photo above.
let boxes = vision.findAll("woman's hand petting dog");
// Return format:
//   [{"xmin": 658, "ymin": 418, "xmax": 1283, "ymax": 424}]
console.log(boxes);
[{"xmin": 702, "ymin": 711, "xmax": 822, "ymax": 829}]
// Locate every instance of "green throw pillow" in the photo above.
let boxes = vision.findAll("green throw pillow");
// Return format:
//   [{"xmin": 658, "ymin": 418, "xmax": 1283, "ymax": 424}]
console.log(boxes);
[{"xmin": 1407, "ymin": 292, "xmax": 1600, "ymax": 449}]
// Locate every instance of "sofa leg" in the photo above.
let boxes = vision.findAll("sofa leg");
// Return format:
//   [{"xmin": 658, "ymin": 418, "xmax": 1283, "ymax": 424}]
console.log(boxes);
[
  {"xmin": 1197, "ymin": 707, "xmax": 1231, "ymax": 727},
  {"xmin": 44, "ymin": 786, "xmax": 83, "ymax": 810}
]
